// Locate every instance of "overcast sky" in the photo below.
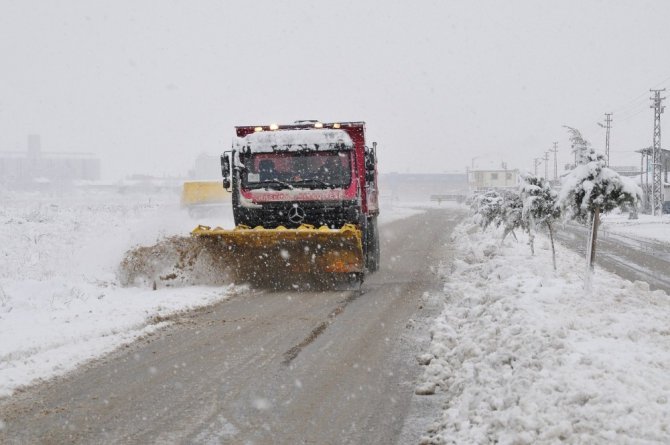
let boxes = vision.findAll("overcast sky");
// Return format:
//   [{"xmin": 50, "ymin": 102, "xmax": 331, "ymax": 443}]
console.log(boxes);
[{"xmin": 2, "ymin": 0, "xmax": 670, "ymax": 180}]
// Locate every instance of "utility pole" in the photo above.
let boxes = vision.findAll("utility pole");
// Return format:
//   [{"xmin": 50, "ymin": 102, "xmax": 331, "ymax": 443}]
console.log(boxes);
[
  {"xmin": 551, "ymin": 142, "xmax": 558, "ymax": 182},
  {"xmin": 544, "ymin": 151, "xmax": 550, "ymax": 180},
  {"xmin": 604, "ymin": 113, "xmax": 612, "ymax": 166},
  {"xmin": 650, "ymin": 89, "xmax": 665, "ymax": 215},
  {"xmin": 533, "ymin": 157, "xmax": 542, "ymax": 176}
]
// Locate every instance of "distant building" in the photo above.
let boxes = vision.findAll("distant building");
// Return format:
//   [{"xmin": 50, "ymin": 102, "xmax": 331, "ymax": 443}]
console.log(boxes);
[
  {"xmin": 0, "ymin": 135, "xmax": 100, "ymax": 187},
  {"xmin": 468, "ymin": 168, "xmax": 519, "ymax": 191}
]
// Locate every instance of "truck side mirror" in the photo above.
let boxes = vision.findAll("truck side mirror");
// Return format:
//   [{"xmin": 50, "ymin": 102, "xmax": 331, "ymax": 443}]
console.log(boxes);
[{"xmin": 221, "ymin": 153, "xmax": 231, "ymax": 190}]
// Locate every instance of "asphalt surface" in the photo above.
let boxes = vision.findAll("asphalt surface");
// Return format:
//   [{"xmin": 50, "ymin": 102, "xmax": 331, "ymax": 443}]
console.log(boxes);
[
  {"xmin": 0, "ymin": 208, "xmax": 465, "ymax": 445},
  {"xmin": 553, "ymin": 222, "xmax": 670, "ymax": 293}
]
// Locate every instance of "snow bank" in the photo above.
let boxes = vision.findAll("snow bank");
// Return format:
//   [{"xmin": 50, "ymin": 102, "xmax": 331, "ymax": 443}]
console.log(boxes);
[
  {"xmin": 418, "ymin": 221, "xmax": 670, "ymax": 444},
  {"xmin": 0, "ymin": 190, "xmax": 240, "ymax": 397}
]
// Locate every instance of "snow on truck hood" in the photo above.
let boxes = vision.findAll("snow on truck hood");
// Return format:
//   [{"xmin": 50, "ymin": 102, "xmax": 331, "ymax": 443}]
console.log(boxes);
[{"xmin": 236, "ymin": 129, "xmax": 354, "ymax": 153}]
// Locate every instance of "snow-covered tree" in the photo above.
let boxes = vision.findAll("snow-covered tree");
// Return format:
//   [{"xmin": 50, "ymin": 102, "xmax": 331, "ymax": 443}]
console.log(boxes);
[
  {"xmin": 498, "ymin": 189, "xmax": 526, "ymax": 244},
  {"xmin": 564, "ymin": 125, "xmax": 590, "ymax": 167},
  {"xmin": 559, "ymin": 128, "xmax": 642, "ymax": 290},
  {"xmin": 471, "ymin": 190, "xmax": 503, "ymax": 229},
  {"xmin": 520, "ymin": 174, "xmax": 561, "ymax": 270},
  {"xmin": 559, "ymin": 150, "xmax": 641, "ymax": 223},
  {"xmin": 472, "ymin": 189, "xmax": 535, "ymax": 252}
]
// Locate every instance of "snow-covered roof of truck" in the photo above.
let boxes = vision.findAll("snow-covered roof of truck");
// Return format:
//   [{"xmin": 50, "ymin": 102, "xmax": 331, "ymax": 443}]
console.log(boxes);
[{"xmin": 236, "ymin": 129, "xmax": 354, "ymax": 153}]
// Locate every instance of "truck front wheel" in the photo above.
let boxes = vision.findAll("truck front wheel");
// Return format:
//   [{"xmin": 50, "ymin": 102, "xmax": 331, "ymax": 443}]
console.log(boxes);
[{"xmin": 364, "ymin": 216, "xmax": 380, "ymax": 273}]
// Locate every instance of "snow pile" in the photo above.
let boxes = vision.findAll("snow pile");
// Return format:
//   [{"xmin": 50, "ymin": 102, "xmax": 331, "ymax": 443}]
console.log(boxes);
[
  {"xmin": 0, "ymin": 189, "xmax": 240, "ymax": 397},
  {"xmin": 419, "ymin": 221, "xmax": 670, "ymax": 444}
]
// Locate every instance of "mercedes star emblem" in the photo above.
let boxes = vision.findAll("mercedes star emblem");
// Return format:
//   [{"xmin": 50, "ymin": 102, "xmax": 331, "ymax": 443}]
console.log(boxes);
[{"xmin": 288, "ymin": 205, "xmax": 306, "ymax": 224}]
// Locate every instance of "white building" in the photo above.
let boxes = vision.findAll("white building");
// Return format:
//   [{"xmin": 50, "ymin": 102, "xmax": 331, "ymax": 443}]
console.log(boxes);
[{"xmin": 468, "ymin": 168, "xmax": 519, "ymax": 191}]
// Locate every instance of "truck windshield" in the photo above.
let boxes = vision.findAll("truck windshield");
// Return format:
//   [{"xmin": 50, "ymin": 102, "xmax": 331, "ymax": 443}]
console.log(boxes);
[{"xmin": 241, "ymin": 151, "xmax": 352, "ymax": 189}]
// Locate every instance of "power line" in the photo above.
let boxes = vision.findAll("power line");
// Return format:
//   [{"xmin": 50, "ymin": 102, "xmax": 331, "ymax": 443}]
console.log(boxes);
[
  {"xmin": 617, "ymin": 106, "xmax": 648, "ymax": 124},
  {"xmin": 616, "ymin": 101, "xmax": 649, "ymax": 120},
  {"xmin": 612, "ymin": 74, "xmax": 670, "ymax": 114},
  {"xmin": 613, "ymin": 96, "xmax": 652, "ymax": 116},
  {"xmin": 575, "ymin": 74, "xmax": 670, "ymax": 137}
]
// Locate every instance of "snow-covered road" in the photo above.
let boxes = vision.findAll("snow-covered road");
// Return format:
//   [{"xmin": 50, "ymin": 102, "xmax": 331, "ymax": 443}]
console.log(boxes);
[{"xmin": 553, "ymin": 222, "xmax": 670, "ymax": 293}]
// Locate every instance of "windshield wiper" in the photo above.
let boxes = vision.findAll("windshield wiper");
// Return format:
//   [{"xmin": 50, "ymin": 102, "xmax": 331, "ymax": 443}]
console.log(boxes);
[
  {"xmin": 254, "ymin": 179, "xmax": 294, "ymax": 190},
  {"xmin": 292, "ymin": 178, "xmax": 335, "ymax": 189}
]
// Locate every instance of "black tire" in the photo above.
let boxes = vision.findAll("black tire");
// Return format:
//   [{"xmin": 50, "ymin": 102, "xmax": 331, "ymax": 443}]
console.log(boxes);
[
  {"xmin": 231, "ymin": 175, "xmax": 243, "ymax": 226},
  {"xmin": 364, "ymin": 216, "xmax": 380, "ymax": 273},
  {"xmin": 372, "ymin": 216, "xmax": 381, "ymax": 272},
  {"xmin": 353, "ymin": 272, "xmax": 365, "ymax": 289}
]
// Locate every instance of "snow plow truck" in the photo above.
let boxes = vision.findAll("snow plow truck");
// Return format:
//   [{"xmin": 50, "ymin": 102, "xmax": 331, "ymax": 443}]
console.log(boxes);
[{"xmin": 191, "ymin": 121, "xmax": 380, "ymax": 283}]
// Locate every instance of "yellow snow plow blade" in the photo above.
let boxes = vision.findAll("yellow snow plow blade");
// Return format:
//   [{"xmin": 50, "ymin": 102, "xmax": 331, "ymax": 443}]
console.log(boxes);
[
  {"xmin": 191, "ymin": 223, "xmax": 364, "ymax": 275},
  {"xmin": 181, "ymin": 181, "xmax": 230, "ymax": 207}
]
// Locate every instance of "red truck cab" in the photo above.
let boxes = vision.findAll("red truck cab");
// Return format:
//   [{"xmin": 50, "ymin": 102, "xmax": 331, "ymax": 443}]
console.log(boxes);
[{"xmin": 221, "ymin": 121, "xmax": 380, "ymax": 271}]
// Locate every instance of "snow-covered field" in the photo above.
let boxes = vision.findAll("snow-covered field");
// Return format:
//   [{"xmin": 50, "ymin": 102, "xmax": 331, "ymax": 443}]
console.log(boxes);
[
  {"xmin": 601, "ymin": 212, "xmax": 670, "ymax": 244},
  {"xmin": 0, "ymin": 189, "xmax": 427, "ymax": 398},
  {"xmin": 0, "ymin": 189, "xmax": 243, "ymax": 397},
  {"xmin": 418, "ymin": 221, "xmax": 670, "ymax": 444}
]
